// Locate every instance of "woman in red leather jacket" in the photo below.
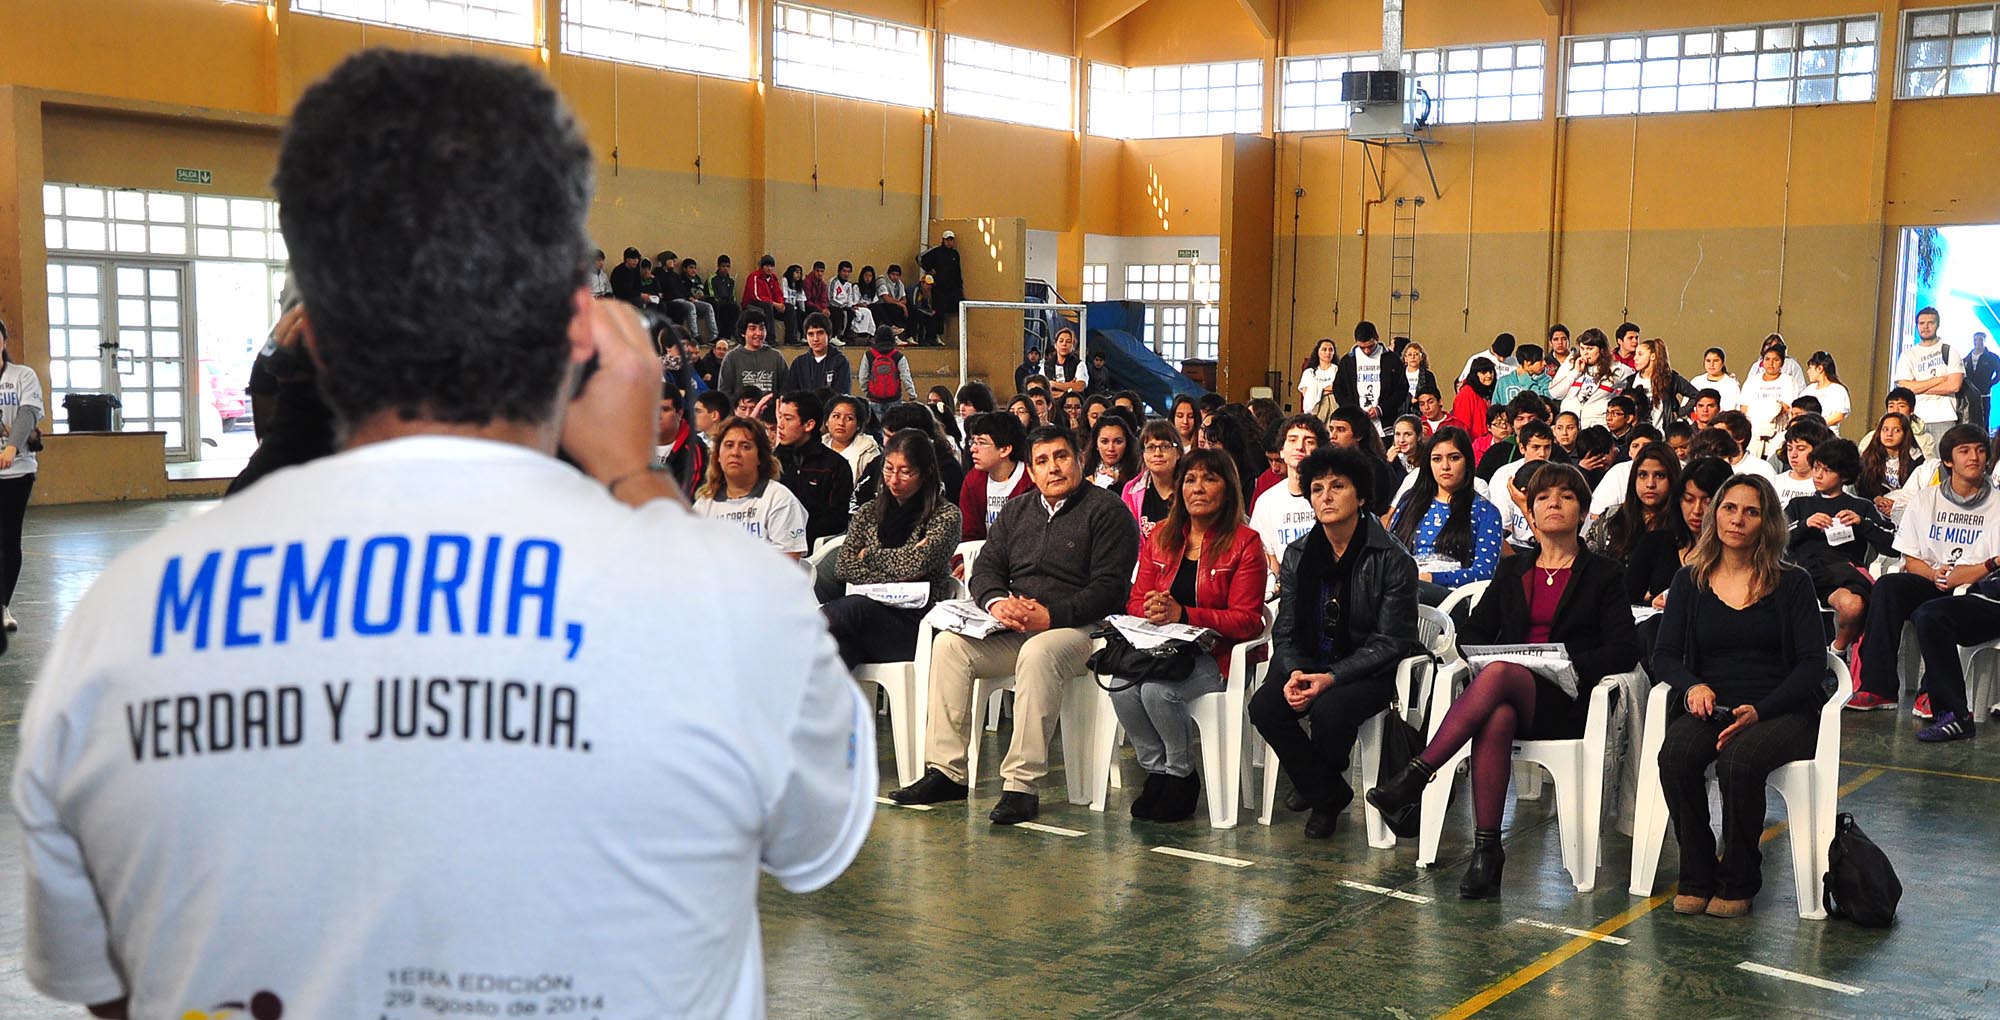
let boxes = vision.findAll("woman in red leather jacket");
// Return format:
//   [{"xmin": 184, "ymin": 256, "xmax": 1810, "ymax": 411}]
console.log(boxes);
[{"xmin": 1110, "ymin": 448, "xmax": 1268, "ymax": 823}]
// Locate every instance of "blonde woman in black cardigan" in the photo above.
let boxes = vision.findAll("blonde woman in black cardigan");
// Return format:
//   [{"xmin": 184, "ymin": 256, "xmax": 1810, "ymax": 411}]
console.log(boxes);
[{"xmin": 820, "ymin": 430, "xmax": 961, "ymax": 668}]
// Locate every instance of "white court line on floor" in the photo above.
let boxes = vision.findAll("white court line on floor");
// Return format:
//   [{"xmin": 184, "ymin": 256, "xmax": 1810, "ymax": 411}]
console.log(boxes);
[
  {"xmin": 1337, "ymin": 879, "xmax": 1432, "ymax": 903},
  {"xmin": 1736, "ymin": 962, "xmax": 1864, "ymax": 995},
  {"xmin": 1514, "ymin": 917, "xmax": 1631, "ymax": 945},
  {"xmin": 1016, "ymin": 821, "xmax": 1086, "ymax": 837},
  {"xmin": 1150, "ymin": 846, "xmax": 1255, "ymax": 868},
  {"xmin": 874, "ymin": 797, "xmax": 934, "ymax": 811}
]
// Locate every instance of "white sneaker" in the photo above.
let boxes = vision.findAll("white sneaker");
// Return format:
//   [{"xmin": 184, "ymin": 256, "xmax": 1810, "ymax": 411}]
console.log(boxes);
[
  {"xmin": 3, "ymin": 606, "xmax": 17, "ymax": 632},
  {"xmin": 829, "ymin": 336, "xmax": 846, "ymax": 347}
]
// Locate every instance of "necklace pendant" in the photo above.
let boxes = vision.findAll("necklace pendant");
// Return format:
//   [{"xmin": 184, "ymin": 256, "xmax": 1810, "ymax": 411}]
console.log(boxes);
[{"xmin": 1545, "ymin": 571, "xmax": 1554, "ymax": 587}]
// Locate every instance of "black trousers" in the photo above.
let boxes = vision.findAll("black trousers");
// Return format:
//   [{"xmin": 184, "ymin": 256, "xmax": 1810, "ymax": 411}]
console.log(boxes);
[
  {"xmin": 1858, "ymin": 572, "xmax": 1949, "ymax": 699},
  {"xmin": 712, "ymin": 299, "xmax": 739, "ymax": 340},
  {"xmin": 0, "ymin": 473, "xmax": 34, "ymax": 606},
  {"xmin": 1248, "ymin": 667, "xmax": 1396, "ymax": 806},
  {"xmin": 1658, "ymin": 708, "xmax": 1818, "ymax": 900},
  {"xmin": 871, "ymin": 301, "xmax": 906, "ymax": 329},
  {"xmin": 821, "ymin": 594, "xmax": 924, "ymax": 668},
  {"xmin": 1912, "ymin": 594, "xmax": 2000, "ymax": 718}
]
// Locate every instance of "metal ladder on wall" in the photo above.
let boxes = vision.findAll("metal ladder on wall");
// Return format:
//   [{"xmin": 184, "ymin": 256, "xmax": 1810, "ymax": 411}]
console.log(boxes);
[{"xmin": 1388, "ymin": 195, "xmax": 1422, "ymax": 342}]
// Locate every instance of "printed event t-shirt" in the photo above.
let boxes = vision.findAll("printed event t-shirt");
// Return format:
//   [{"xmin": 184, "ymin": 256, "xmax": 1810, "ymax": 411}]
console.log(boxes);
[
  {"xmin": 985, "ymin": 468, "xmax": 1020, "ymax": 527},
  {"xmin": 0, "ymin": 361, "xmax": 45, "ymax": 478},
  {"xmin": 1896, "ymin": 340, "xmax": 1960, "ymax": 427},
  {"xmin": 1251, "ymin": 484, "xmax": 1315, "ymax": 563},
  {"xmin": 694, "ymin": 479, "xmax": 810, "ymax": 555},
  {"xmin": 1894, "ymin": 479, "xmax": 2000, "ymax": 567},
  {"xmin": 1740, "ymin": 372, "xmax": 1800, "ymax": 438},
  {"xmin": 10, "ymin": 436, "xmax": 874, "ymax": 1020}
]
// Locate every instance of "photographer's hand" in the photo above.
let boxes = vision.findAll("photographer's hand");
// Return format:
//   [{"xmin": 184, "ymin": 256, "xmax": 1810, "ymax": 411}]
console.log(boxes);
[{"xmin": 564, "ymin": 297, "xmax": 676, "ymax": 507}]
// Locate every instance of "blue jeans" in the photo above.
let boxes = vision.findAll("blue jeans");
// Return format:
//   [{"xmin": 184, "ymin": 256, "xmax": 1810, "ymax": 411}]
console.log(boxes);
[{"xmin": 1108, "ymin": 656, "xmax": 1225, "ymax": 777}]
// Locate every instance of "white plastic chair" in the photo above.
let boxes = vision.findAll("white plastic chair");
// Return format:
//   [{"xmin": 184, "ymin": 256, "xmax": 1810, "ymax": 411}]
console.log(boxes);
[
  {"xmin": 1896, "ymin": 620, "xmax": 2000, "ymax": 713},
  {"xmin": 1415, "ymin": 658, "xmax": 1640, "ymax": 892},
  {"xmin": 1249, "ymin": 606, "xmax": 1458, "ymax": 848},
  {"xmin": 807, "ymin": 533, "xmax": 844, "ymax": 569},
  {"xmin": 848, "ymin": 548, "xmax": 972, "ymax": 788},
  {"xmin": 1088, "ymin": 609, "xmax": 1273, "ymax": 828},
  {"xmin": 1435, "ymin": 580, "xmax": 1490, "ymax": 632},
  {"xmin": 1628, "ymin": 653, "xmax": 1852, "ymax": 919}
]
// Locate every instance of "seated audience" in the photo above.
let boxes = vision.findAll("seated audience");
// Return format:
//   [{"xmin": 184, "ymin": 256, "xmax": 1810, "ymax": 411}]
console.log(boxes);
[
  {"xmin": 1473, "ymin": 405, "xmax": 1512, "ymax": 462},
  {"xmin": 1772, "ymin": 417, "xmax": 1832, "ymax": 506},
  {"xmin": 1627, "ymin": 455, "xmax": 1733, "ymax": 608},
  {"xmin": 1390, "ymin": 427, "xmax": 1503, "ymax": 605},
  {"xmin": 1453, "ymin": 358, "xmax": 1499, "ymax": 441},
  {"xmin": 785, "ymin": 312, "xmax": 852, "ymax": 395},
  {"xmin": 1250, "ymin": 414, "xmax": 1330, "ymax": 578},
  {"xmin": 820, "ymin": 431, "xmax": 962, "ymax": 668},
  {"xmin": 1249, "ymin": 446, "xmax": 1420, "ymax": 838},
  {"xmin": 1488, "ymin": 423, "xmax": 1556, "ymax": 551},
  {"xmin": 1489, "ymin": 343, "xmax": 1549, "ymax": 406},
  {"xmin": 960, "ymin": 411, "xmax": 1034, "ymax": 541},
  {"xmin": 1584, "ymin": 442, "xmax": 1679, "ymax": 569},
  {"xmin": 1369, "ymin": 462, "xmax": 1639, "ymax": 898},
  {"xmin": 652, "ymin": 381, "xmax": 706, "ymax": 492},
  {"xmin": 1857, "ymin": 409, "xmax": 1926, "ymax": 519},
  {"xmin": 823, "ymin": 395, "xmax": 881, "ymax": 485},
  {"xmin": 1649, "ymin": 474, "xmax": 1829, "ymax": 918},
  {"xmin": 1391, "ymin": 414, "xmax": 1424, "ymax": 474},
  {"xmin": 1326, "ymin": 406, "xmax": 1399, "ymax": 517},
  {"xmin": 694, "ymin": 416, "xmax": 809, "ymax": 558},
  {"xmin": 1852, "ymin": 424, "xmax": 2000, "ymax": 712},
  {"xmin": 708, "ymin": 254, "xmax": 739, "ymax": 338},
  {"xmin": 1170, "ymin": 395, "xmax": 1202, "ymax": 449},
  {"xmin": 1059, "ymin": 392, "xmax": 1086, "ymax": 431},
  {"xmin": 774, "ymin": 392, "xmax": 853, "ymax": 550},
  {"xmin": 718, "ymin": 307, "xmax": 786, "ymax": 401},
  {"xmin": 1007, "ymin": 394, "xmax": 1040, "ymax": 430},
  {"xmin": 1572, "ymin": 424, "xmax": 1619, "ymax": 488},
  {"xmin": 1086, "ymin": 412, "xmax": 1142, "ymax": 489},
  {"xmin": 742, "ymin": 254, "xmax": 785, "ymax": 342},
  {"xmin": 693, "ymin": 389, "xmax": 732, "ymax": 447},
  {"xmin": 1124, "ymin": 419, "xmax": 1184, "ymax": 541},
  {"xmin": 890, "ymin": 426, "xmax": 1140, "ymax": 824},
  {"xmin": 1112, "ymin": 449, "xmax": 1268, "ymax": 822},
  {"xmin": 1786, "ymin": 438, "xmax": 1893, "ymax": 656}
]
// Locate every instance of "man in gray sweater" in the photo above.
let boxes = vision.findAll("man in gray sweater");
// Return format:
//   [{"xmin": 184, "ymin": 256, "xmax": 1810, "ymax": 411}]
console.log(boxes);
[
  {"xmin": 891, "ymin": 425, "xmax": 1140, "ymax": 824},
  {"xmin": 716, "ymin": 306, "xmax": 788, "ymax": 403}
]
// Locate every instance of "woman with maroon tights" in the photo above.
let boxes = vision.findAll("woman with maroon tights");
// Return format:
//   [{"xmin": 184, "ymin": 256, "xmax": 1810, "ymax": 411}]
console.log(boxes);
[{"xmin": 1366, "ymin": 462, "xmax": 1640, "ymax": 898}]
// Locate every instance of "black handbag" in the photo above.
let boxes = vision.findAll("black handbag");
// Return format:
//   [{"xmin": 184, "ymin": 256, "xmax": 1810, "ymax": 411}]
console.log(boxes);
[
  {"xmin": 1823, "ymin": 812, "xmax": 1901, "ymax": 927},
  {"xmin": 1085, "ymin": 623, "xmax": 1210, "ymax": 693},
  {"xmin": 1374, "ymin": 650, "xmax": 1440, "ymax": 839}
]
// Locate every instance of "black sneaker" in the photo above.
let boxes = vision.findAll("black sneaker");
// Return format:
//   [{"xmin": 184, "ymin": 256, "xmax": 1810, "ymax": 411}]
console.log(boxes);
[
  {"xmin": 989, "ymin": 790, "xmax": 1040, "ymax": 825},
  {"xmin": 888, "ymin": 767, "xmax": 968, "ymax": 805}
]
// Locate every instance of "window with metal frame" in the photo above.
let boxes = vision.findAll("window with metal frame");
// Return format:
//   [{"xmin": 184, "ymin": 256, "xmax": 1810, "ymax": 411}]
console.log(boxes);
[
  {"xmin": 1088, "ymin": 60, "xmax": 1262, "ymax": 139},
  {"xmin": 1900, "ymin": 4, "xmax": 2000, "ymax": 98},
  {"xmin": 1562, "ymin": 15, "xmax": 1876, "ymax": 117},
  {"xmin": 561, "ymin": 0, "xmax": 753, "ymax": 80},
  {"xmin": 943, "ymin": 36, "xmax": 1072, "ymax": 130},
  {"xmin": 1080, "ymin": 264, "xmax": 1108, "ymax": 303},
  {"xmin": 772, "ymin": 3, "xmax": 930, "ymax": 108},
  {"xmin": 1123, "ymin": 262, "xmax": 1219, "ymax": 363},
  {"xmin": 1281, "ymin": 43, "xmax": 1544, "ymax": 131},
  {"xmin": 291, "ymin": 0, "xmax": 536, "ymax": 47}
]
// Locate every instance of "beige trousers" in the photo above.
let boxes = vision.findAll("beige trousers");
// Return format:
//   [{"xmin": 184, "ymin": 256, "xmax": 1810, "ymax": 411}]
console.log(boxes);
[{"xmin": 925, "ymin": 626, "xmax": 1095, "ymax": 794}]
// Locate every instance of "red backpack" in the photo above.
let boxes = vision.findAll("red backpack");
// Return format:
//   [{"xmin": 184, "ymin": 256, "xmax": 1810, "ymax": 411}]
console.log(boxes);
[{"xmin": 864, "ymin": 348, "xmax": 903, "ymax": 401}]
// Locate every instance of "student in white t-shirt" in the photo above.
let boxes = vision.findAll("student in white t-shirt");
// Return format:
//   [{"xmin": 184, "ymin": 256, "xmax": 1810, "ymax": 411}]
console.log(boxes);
[
  {"xmin": 694, "ymin": 416, "xmax": 810, "ymax": 558},
  {"xmin": 1695, "ymin": 347, "xmax": 1742, "ymax": 412},
  {"xmin": 1738, "ymin": 343, "xmax": 1801, "ymax": 459},
  {"xmin": 1488, "ymin": 422, "xmax": 1555, "ymax": 549},
  {"xmin": 1250, "ymin": 414, "xmax": 1330, "ymax": 579},
  {"xmin": 1853, "ymin": 422, "xmax": 2000, "ymax": 711},
  {"xmin": 11, "ymin": 52, "xmax": 872, "ymax": 1020},
  {"xmin": 1895, "ymin": 306, "xmax": 1963, "ymax": 453},
  {"xmin": 1772, "ymin": 418, "xmax": 1831, "ymax": 509},
  {"xmin": 1800, "ymin": 351, "xmax": 1852, "ymax": 430},
  {"xmin": 0, "ymin": 318, "xmax": 45, "ymax": 633},
  {"xmin": 1297, "ymin": 338, "xmax": 1340, "ymax": 416}
]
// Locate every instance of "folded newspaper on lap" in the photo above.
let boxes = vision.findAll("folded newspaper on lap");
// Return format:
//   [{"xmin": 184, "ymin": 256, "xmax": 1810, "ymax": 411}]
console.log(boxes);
[
  {"xmin": 1413, "ymin": 555, "xmax": 1463, "ymax": 574},
  {"xmin": 1105, "ymin": 614, "xmax": 1218, "ymax": 651},
  {"xmin": 923, "ymin": 598, "xmax": 1009, "ymax": 638},
  {"xmin": 847, "ymin": 581, "xmax": 931, "ymax": 609},
  {"xmin": 1461, "ymin": 643, "xmax": 1580, "ymax": 699}
]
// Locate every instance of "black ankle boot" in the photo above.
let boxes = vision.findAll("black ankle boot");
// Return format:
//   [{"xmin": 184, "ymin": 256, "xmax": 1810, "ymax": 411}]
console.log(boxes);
[
  {"xmin": 1131, "ymin": 773, "xmax": 1168, "ymax": 820},
  {"xmin": 1365, "ymin": 758, "xmax": 1436, "ymax": 816},
  {"xmin": 1153, "ymin": 771, "xmax": 1203, "ymax": 823},
  {"xmin": 1459, "ymin": 828, "xmax": 1506, "ymax": 900}
]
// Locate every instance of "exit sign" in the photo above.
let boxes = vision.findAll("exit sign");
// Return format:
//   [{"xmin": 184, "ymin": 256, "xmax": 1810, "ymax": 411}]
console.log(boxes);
[
  {"xmin": 1177, "ymin": 248, "xmax": 1199, "ymax": 259},
  {"xmin": 175, "ymin": 167, "xmax": 213, "ymax": 186}
]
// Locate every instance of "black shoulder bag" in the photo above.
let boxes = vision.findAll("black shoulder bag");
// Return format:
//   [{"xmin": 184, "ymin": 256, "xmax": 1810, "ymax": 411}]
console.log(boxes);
[
  {"xmin": 1086, "ymin": 623, "xmax": 1212, "ymax": 693},
  {"xmin": 1374, "ymin": 647, "xmax": 1441, "ymax": 839},
  {"xmin": 1823, "ymin": 812, "xmax": 1902, "ymax": 927}
]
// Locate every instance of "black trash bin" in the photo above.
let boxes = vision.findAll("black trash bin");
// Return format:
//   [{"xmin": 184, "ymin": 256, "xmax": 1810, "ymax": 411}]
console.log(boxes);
[{"xmin": 63, "ymin": 392, "xmax": 121, "ymax": 432}]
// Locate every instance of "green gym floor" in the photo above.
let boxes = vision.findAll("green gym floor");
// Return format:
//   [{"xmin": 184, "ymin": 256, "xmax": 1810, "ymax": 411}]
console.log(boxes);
[{"xmin": 2, "ymin": 502, "xmax": 1994, "ymax": 1020}]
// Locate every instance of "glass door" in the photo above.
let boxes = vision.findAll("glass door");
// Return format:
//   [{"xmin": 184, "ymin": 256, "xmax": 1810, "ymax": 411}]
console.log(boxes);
[
  {"xmin": 111, "ymin": 262, "xmax": 193, "ymax": 457},
  {"xmin": 44, "ymin": 261, "xmax": 111, "ymax": 431}
]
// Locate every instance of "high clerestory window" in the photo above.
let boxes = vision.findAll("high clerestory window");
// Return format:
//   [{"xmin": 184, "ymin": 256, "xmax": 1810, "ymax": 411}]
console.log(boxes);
[
  {"xmin": 561, "ymin": 0, "xmax": 753, "ymax": 80},
  {"xmin": 1899, "ymin": 4, "xmax": 2000, "ymax": 98},
  {"xmin": 1279, "ymin": 42, "xmax": 1545, "ymax": 131},
  {"xmin": 291, "ymin": 0, "xmax": 537, "ymax": 48},
  {"xmin": 1088, "ymin": 60, "xmax": 1263, "ymax": 139},
  {"xmin": 1562, "ymin": 16, "xmax": 1877, "ymax": 117},
  {"xmin": 943, "ymin": 36, "xmax": 1073, "ymax": 131},
  {"xmin": 772, "ymin": 3, "xmax": 930, "ymax": 108}
]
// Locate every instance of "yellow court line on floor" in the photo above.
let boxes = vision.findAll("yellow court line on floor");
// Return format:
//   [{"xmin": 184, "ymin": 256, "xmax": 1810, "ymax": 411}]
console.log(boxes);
[
  {"xmin": 1840, "ymin": 759, "xmax": 2000, "ymax": 784},
  {"xmin": 1435, "ymin": 767, "xmax": 1885, "ymax": 1020}
]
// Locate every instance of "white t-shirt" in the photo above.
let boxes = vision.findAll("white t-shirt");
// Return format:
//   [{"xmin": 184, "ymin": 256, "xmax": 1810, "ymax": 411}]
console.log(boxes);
[
  {"xmin": 1895, "ymin": 480, "xmax": 2000, "ymax": 567},
  {"xmin": 1896, "ymin": 340, "xmax": 1960, "ymax": 426},
  {"xmin": 10, "ymin": 436, "xmax": 873, "ymax": 1020},
  {"xmin": 1731, "ymin": 455, "xmax": 1778, "ymax": 481},
  {"xmin": 1251, "ymin": 484, "xmax": 1315, "ymax": 564},
  {"xmin": 0, "ymin": 362, "xmax": 46, "ymax": 479},
  {"xmin": 985, "ymin": 466, "xmax": 1021, "ymax": 527},
  {"xmin": 1740, "ymin": 372, "xmax": 1801, "ymax": 438},
  {"xmin": 1352, "ymin": 352, "xmax": 1384, "ymax": 412},
  {"xmin": 1455, "ymin": 350, "xmax": 1517, "ymax": 387},
  {"xmin": 1694, "ymin": 372, "xmax": 1741, "ymax": 412},
  {"xmin": 1773, "ymin": 471, "xmax": 1819, "ymax": 509},
  {"xmin": 695, "ymin": 479, "xmax": 810, "ymax": 555},
  {"xmin": 1487, "ymin": 458, "xmax": 1537, "ymax": 547},
  {"xmin": 1801, "ymin": 382, "xmax": 1851, "ymax": 428},
  {"xmin": 1298, "ymin": 365, "xmax": 1338, "ymax": 410},
  {"xmin": 1590, "ymin": 461, "xmax": 1632, "ymax": 517}
]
